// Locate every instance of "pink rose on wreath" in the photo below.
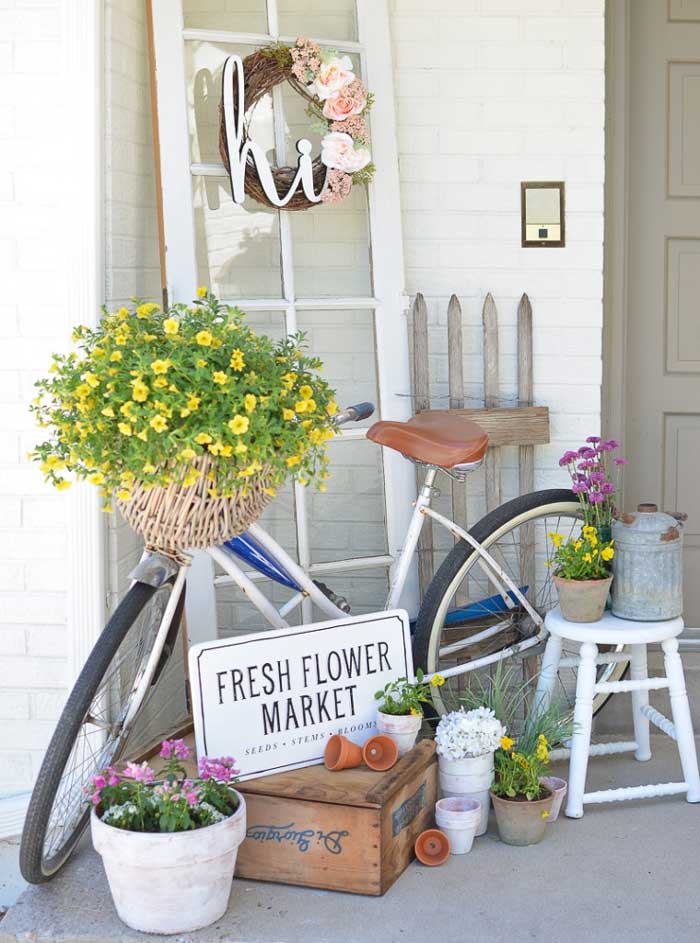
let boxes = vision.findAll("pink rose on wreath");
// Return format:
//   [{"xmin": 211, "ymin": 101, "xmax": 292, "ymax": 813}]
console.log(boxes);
[
  {"xmin": 323, "ymin": 92, "xmax": 366, "ymax": 122},
  {"xmin": 321, "ymin": 131, "xmax": 371, "ymax": 173},
  {"xmin": 309, "ymin": 55, "xmax": 355, "ymax": 101},
  {"xmin": 321, "ymin": 169, "xmax": 353, "ymax": 204}
]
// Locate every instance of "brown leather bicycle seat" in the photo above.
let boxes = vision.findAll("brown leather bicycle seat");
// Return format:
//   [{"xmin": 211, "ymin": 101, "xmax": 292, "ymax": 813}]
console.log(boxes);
[{"xmin": 366, "ymin": 411, "xmax": 488, "ymax": 468}]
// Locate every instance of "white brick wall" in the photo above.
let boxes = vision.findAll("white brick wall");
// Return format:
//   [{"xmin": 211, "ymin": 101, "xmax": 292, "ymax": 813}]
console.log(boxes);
[
  {"xmin": 392, "ymin": 0, "xmax": 605, "ymax": 555},
  {"xmin": 104, "ymin": 0, "xmax": 161, "ymax": 611},
  {"xmin": 0, "ymin": 0, "xmax": 71, "ymax": 796}
]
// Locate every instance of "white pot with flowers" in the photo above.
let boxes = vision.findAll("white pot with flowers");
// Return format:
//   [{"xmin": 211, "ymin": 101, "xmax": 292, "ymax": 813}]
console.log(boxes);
[
  {"xmin": 435, "ymin": 707, "xmax": 507, "ymax": 836},
  {"xmin": 89, "ymin": 739, "xmax": 245, "ymax": 935},
  {"xmin": 374, "ymin": 670, "xmax": 445, "ymax": 756}
]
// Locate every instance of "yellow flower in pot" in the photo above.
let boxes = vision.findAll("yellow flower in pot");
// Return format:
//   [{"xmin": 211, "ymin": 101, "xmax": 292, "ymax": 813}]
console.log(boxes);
[
  {"xmin": 29, "ymin": 290, "xmax": 338, "ymax": 552},
  {"xmin": 490, "ymin": 734, "xmax": 555, "ymax": 846},
  {"xmin": 549, "ymin": 525, "xmax": 614, "ymax": 623}
]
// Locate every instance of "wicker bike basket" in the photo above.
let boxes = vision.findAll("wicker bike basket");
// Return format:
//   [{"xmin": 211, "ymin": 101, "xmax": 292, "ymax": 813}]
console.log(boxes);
[
  {"xmin": 117, "ymin": 454, "xmax": 274, "ymax": 554},
  {"xmin": 218, "ymin": 47, "xmax": 327, "ymax": 211}
]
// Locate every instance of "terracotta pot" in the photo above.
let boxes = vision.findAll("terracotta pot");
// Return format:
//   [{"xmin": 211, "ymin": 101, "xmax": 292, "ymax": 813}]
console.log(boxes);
[
  {"xmin": 376, "ymin": 710, "xmax": 422, "ymax": 756},
  {"xmin": 91, "ymin": 793, "xmax": 246, "ymax": 934},
  {"xmin": 414, "ymin": 829, "xmax": 451, "ymax": 866},
  {"xmin": 363, "ymin": 734, "xmax": 399, "ymax": 771},
  {"xmin": 324, "ymin": 734, "xmax": 363, "ymax": 771},
  {"xmin": 554, "ymin": 575, "xmax": 613, "ymax": 623},
  {"xmin": 490, "ymin": 788, "xmax": 554, "ymax": 846},
  {"xmin": 540, "ymin": 776, "xmax": 567, "ymax": 821}
]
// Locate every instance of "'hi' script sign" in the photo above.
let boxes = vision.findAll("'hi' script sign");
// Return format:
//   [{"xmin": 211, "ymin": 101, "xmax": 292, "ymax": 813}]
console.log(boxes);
[{"xmin": 220, "ymin": 55, "xmax": 326, "ymax": 207}]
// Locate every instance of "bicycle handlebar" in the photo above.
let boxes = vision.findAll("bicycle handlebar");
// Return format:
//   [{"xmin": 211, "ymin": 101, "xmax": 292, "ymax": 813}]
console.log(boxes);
[{"xmin": 336, "ymin": 402, "xmax": 376, "ymax": 425}]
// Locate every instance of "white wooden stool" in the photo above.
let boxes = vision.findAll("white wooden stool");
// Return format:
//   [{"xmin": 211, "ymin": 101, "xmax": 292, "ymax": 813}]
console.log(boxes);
[{"xmin": 535, "ymin": 607, "xmax": 700, "ymax": 818}]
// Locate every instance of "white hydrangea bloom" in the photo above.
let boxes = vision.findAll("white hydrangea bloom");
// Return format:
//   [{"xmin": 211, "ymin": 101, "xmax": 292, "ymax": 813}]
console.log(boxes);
[{"xmin": 435, "ymin": 707, "xmax": 506, "ymax": 760}]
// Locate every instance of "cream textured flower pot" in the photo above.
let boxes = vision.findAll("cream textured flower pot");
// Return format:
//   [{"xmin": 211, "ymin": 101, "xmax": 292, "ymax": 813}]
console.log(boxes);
[
  {"xmin": 540, "ymin": 776, "xmax": 567, "ymax": 821},
  {"xmin": 491, "ymin": 789, "xmax": 554, "ymax": 846},
  {"xmin": 554, "ymin": 575, "xmax": 613, "ymax": 623},
  {"xmin": 376, "ymin": 710, "xmax": 422, "ymax": 756},
  {"xmin": 91, "ymin": 792, "xmax": 246, "ymax": 935},
  {"xmin": 438, "ymin": 752, "xmax": 494, "ymax": 836}
]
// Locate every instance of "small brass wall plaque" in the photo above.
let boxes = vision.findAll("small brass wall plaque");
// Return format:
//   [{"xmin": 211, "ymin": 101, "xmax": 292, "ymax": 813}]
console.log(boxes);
[{"xmin": 521, "ymin": 181, "xmax": 565, "ymax": 248}]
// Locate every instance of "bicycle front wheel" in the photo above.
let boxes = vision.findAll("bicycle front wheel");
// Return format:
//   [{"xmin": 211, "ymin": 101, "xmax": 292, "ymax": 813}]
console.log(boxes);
[
  {"xmin": 413, "ymin": 489, "xmax": 626, "ymax": 723},
  {"xmin": 19, "ymin": 578, "xmax": 184, "ymax": 884}
]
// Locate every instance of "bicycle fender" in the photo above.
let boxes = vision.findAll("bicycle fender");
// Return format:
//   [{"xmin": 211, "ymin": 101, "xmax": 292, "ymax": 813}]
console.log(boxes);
[{"xmin": 129, "ymin": 552, "xmax": 180, "ymax": 588}]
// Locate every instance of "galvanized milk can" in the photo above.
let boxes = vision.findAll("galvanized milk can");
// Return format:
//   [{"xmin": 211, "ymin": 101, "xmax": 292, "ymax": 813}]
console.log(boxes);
[{"xmin": 611, "ymin": 504, "xmax": 685, "ymax": 621}]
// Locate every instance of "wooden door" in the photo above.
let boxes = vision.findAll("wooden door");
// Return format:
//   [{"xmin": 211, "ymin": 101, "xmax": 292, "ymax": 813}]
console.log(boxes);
[{"xmin": 624, "ymin": 0, "xmax": 700, "ymax": 624}]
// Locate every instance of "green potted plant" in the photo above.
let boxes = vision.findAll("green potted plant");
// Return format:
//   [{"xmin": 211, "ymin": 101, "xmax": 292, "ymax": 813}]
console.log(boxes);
[
  {"xmin": 30, "ymin": 290, "xmax": 337, "ymax": 551},
  {"xmin": 374, "ymin": 669, "xmax": 444, "ymax": 755},
  {"xmin": 490, "ymin": 733, "xmax": 554, "ymax": 846},
  {"xmin": 89, "ymin": 740, "xmax": 245, "ymax": 934},
  {"xmin": 549, "ymin": 525, "xmax": 615, "ymax": 622}
]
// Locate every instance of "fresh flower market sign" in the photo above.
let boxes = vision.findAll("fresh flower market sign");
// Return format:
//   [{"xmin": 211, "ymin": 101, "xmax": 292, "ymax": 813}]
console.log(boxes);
[
  {"xmin": 220, "ymin": 38, "xmax": 375, "ymax": 210},
  {"xmin": 189, "ymin": 610, "xmax": 412, "ymax": 781}
]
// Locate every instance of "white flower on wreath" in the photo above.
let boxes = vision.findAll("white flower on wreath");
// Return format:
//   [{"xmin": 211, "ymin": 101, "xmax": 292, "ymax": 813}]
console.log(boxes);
[
  {"xmin": 321, "ymin": 132, "xmax": 371, "ymax": 173},
  {"xmin": 308, "ymin": 55, "xmax": 355, "ymax": 101},
  {"xmin": 435, "ymin": 707, "xmax": 506, "ymax": 761}
]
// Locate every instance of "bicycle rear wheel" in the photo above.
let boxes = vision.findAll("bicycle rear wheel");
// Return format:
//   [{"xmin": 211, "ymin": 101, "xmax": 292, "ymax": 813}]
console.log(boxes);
[
  {"xmin": 19, "ymin": 578, "xmax": 184, "ymax": 883},
  {"xmin": 413, "ymin": 489, "xmax": 627, "ymax": 726}
]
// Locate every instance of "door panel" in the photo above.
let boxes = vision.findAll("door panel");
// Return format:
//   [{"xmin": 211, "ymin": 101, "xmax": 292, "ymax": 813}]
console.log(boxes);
[{"xmin": 625, "ymin": 0, "xmax": 700, "ymax": 624}]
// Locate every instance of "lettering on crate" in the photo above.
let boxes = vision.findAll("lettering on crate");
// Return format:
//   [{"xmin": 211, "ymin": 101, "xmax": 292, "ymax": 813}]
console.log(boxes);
[
  {"xmin": 392, "ymin": 783, "xmax": 427, "ymax": 837},
  {"xmin": 246, "ymin": 822, "xmax": 349, "ymax": 855}
]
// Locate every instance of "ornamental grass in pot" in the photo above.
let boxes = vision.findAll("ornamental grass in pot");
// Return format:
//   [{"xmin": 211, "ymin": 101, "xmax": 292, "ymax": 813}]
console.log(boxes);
[
  {"xmin": 549, "ymin": 525, "xmax": 614, "ymax": 623},
  {"xmin": 374, "ymin": 669, "xmax": 444, "ymax": 756},
  {"xmin": 435, "ymin": 707, "xmax": 506, "ymax": 836},
  {"xmin": 29, "ymin": 290, "xmax": 337, "ymax": 551},
  {"xmin": 88, "ymin": 740, "xmax": 245, "ymax": 935}
]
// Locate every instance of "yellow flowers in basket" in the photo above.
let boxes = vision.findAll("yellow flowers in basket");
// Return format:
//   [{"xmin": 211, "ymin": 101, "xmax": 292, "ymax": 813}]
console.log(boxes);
[{"xmin": 30, "ymin": 291, "xmax": 338, "ymax": 511}]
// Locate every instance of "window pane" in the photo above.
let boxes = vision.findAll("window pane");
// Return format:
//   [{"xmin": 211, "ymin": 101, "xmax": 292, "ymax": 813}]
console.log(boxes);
[
  {"xmin": 277, "ymin": 0, "xmax": 358, "ymax": 42},
  {"xmin": 193, "ymin": 177, "xmax": 283, "ymax": 298},
  {"xmin": 296, "ymin": 309, "xmax": 378, "ymax": 423},
  {"xmin": 309, "ymin": 438, "xmax": 387, "ymax": 564},
  {"xmin": 281, "ymin": 52, "xmax": 372, "ymax": 298},
  {"xmin": 183, "ymin": 0, "xmax": 268, "ymax": 33}
]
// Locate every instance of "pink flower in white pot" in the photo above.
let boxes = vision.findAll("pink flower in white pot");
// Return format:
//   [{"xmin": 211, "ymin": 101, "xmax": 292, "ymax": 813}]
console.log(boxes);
[
  {"xmin": 321, "ymin": 132, "xmax": 371, "ymax": 173},
  {"xmin": 308, "ymin": 55, "xmax": 355, "ymax": 101}
]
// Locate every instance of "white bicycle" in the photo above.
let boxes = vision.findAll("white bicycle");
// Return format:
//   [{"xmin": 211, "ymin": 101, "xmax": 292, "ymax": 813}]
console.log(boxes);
[{"xmin": 20, "ymin": 402, "xmax": 626, "ymax": 883}]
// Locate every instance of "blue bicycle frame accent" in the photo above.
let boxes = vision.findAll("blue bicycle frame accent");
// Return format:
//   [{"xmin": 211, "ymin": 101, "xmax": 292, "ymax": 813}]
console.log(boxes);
[
  {"xmin": 223, "ymin": 531, "xmax": 302, "ymax": 592},
  {"xmin": 443, "ymin": 588, "xmax": 528, "ymax": 626}
]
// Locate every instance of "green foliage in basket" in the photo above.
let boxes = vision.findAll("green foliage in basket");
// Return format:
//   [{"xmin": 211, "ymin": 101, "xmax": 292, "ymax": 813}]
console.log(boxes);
[
  {"xmin": 548, "ymin": 525, "xmax": 614, "ymax": 581},
  {"xmin": 29, "ymin": 290, "xmax": 338, "ymax": 510}
]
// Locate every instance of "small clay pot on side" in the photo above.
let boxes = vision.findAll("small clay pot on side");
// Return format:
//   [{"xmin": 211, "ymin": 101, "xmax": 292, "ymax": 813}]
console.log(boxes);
[
  {"xmin": 324, "ymin": 735, "xmax": 363, "ymax": 772},
  {"xmin": 490, "ymin": 788, "xmax": 554, "ymax": 846},
  {"xmin": 414, "ymin": 829, "xmax": 451, "ymax": 866},
  {"xmin": 363, "ymin": 735, "xmax": 399, "ymax": 772},
  {"xmin": 540, "ymin": 776, "xmax": 567, "ymax": 821},
  {"xmin": 554, "ymin": 575, "xmax": 613, "ymax": 623}
]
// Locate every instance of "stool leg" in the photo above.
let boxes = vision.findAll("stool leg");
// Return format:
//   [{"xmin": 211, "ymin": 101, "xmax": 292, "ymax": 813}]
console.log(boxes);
[
  {"xmin": 630, "ymin": 643, "xmax": 652, "ymax": 762},
  {"xmin": 662, "ymin": 637, "xmax": 700, "ymax": 803},
  {"xmin": 533, "ymin": 633, "xmax": 562, "ymax": 716},
  {"xmin": 565, "ymin": 641, "xmax": 598, "ymax": 819}
]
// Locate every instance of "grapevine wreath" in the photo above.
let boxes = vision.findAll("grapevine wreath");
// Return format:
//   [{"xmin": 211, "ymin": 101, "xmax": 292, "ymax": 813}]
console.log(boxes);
[{"xmin": 219, "ymin": 37, "xmax": 375, "ymax": 211}]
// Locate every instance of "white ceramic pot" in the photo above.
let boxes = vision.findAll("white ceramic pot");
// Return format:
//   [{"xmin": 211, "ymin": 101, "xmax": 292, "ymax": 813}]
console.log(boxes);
[
  {"xmin": 541, "ymin": 776, "xmax": 567, "ymax": 821},
  {"xmin": 91, "ymin": 792, "xmax": 246, "ymax": 935},
  {"xmin": 438, "ymin": 751, "xmax": 494, "ymax": 836},
  {"xmin": 435, "ymin": 796, "xmax": 481, "ymax": 855},
  {"xmin": 376, "ymin": 710, "xmax": 422, "ymax": 756}
]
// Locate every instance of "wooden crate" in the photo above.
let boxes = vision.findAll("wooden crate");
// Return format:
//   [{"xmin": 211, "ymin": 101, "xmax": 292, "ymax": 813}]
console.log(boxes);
[{"xmin": 235, "ymin": 740, "xmax": 437, "ymax": 896}]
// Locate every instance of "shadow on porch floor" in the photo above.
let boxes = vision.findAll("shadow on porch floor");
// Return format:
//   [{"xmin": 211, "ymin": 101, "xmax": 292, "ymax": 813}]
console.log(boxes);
[{"xmin": 2, "ymin": 736, "xmax": 699, "ymax": 943}]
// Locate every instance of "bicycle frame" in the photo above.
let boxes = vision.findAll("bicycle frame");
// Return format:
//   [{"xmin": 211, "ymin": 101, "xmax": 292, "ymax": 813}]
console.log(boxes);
[{"xmin": 130, "ymin": 464, "xmax": 546, "ymax": 692}]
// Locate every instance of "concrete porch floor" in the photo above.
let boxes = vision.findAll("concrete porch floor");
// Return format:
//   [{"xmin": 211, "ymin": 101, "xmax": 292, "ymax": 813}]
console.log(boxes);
[{"xmin": 2, "ymin": 737, "xmax": 700, "ymax": 943}]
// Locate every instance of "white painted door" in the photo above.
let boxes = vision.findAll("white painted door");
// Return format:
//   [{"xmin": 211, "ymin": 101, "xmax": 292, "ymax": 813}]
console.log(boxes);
[
  {"xmin": 149, "ymin": 0, "xmax": 417, "ymax": 641},
  {"xmin": 625, "ymin": 0, "xmax": 700, "ymax": 623}
]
